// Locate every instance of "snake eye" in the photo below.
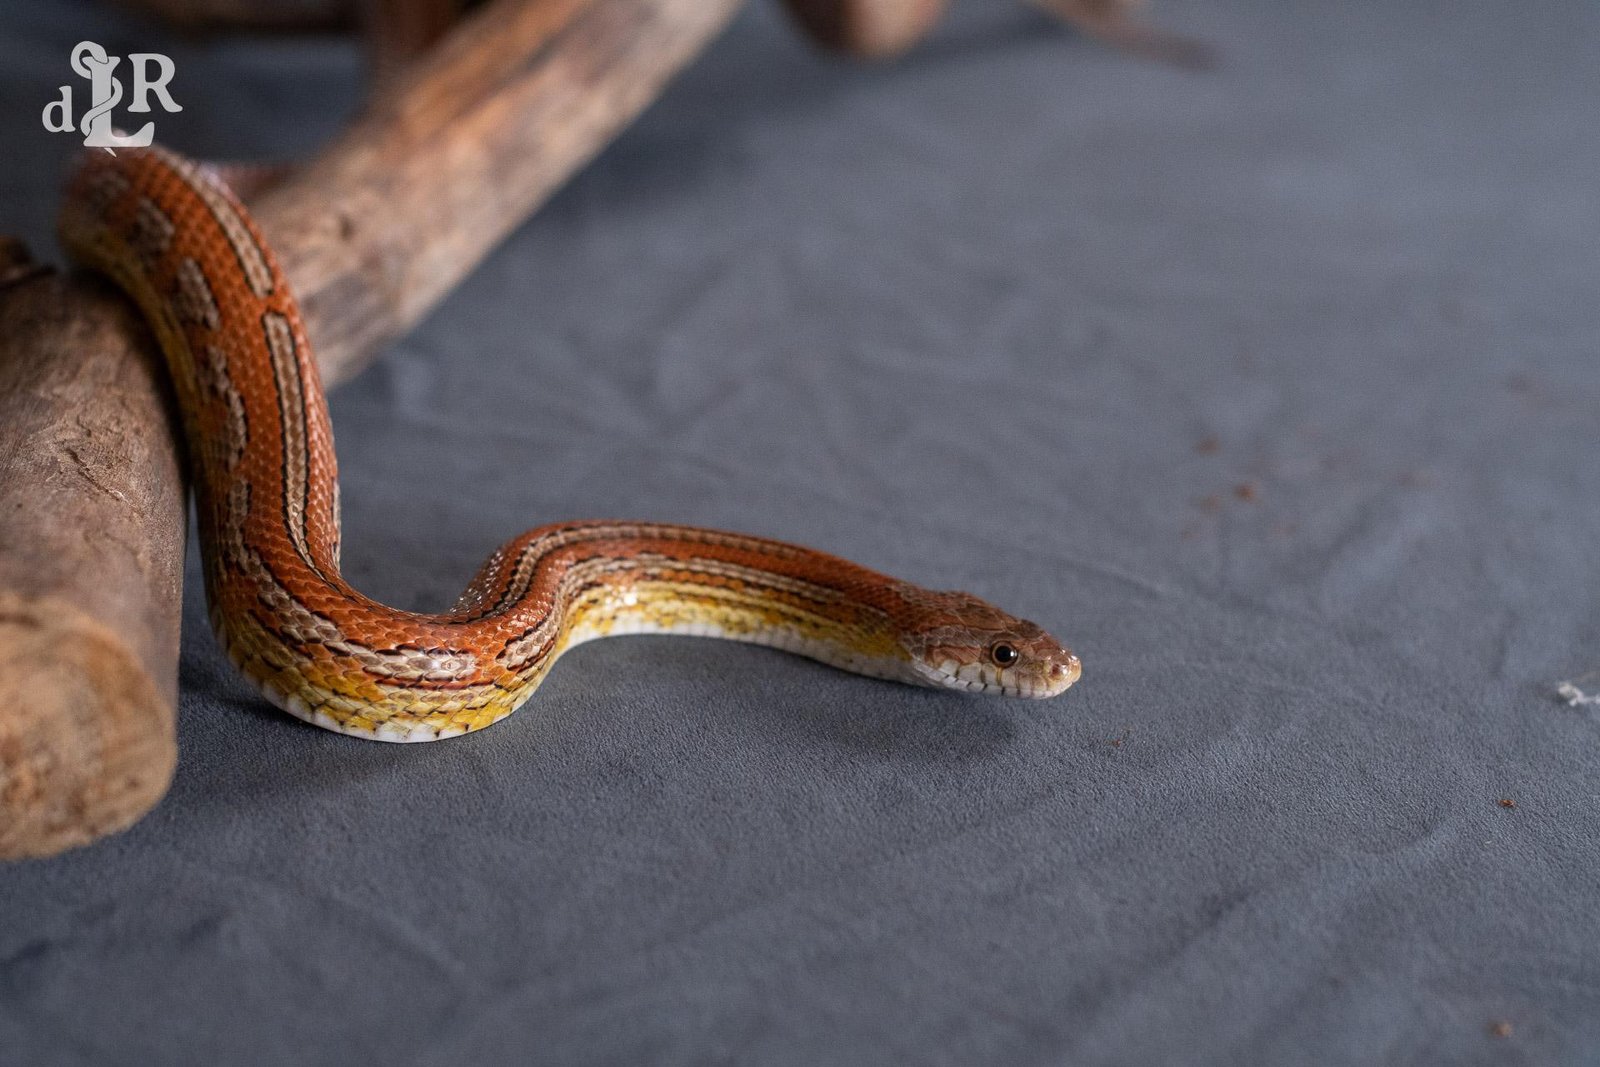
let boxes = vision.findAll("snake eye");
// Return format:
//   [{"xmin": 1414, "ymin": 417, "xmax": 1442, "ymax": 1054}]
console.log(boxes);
[{"xmin": 990, "ymin": 643, "xmax": 1019, "ymax": 667}]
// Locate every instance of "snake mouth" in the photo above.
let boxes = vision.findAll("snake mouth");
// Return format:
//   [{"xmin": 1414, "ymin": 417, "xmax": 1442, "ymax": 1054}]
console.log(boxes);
[{"xmin": 915, "ymin": 653, "xmax": 1081, "ymax": 699}]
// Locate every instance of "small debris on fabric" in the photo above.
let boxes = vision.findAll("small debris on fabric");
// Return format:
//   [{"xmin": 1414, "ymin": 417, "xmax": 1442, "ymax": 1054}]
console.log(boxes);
[
  {"xmin": 1498, "ymin": 798, "xmax": 1516, "ymax": 809},
  {"xmin": 1488, "ymin": 1021, "xmax": 1514, "ymax": 1039},
  {"xmin": 1556, "ymin": 677, "xmax": 1600, "ymax": 707}
]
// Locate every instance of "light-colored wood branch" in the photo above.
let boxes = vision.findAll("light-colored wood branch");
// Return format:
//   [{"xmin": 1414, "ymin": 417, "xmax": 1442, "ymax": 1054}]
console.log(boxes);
[
  {"xmin": 257, "ymin": 0, "xmax": 742, "ymax": 382},
  {"xmin": 0, "ymin": 249, "xmax": 184, "ymax": 859}
]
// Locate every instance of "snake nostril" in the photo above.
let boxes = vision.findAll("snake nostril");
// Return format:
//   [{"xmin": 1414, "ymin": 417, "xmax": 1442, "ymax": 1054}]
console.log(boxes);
[{"xmin": 1050, "ymin": 653, "xmax": 1081, "ymax": 681}]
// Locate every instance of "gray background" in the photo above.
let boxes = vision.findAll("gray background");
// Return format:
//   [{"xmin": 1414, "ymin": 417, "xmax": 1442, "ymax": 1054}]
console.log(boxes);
[{"xmin": 3, "ymin": 0, "xmax": 1599, "ymax": 1063}]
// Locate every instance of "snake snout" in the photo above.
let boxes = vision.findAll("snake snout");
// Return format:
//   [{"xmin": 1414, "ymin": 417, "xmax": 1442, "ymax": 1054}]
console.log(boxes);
[{"xmin": 1051, "ymin": 651, "xmax": 1082, "ymax": 687}]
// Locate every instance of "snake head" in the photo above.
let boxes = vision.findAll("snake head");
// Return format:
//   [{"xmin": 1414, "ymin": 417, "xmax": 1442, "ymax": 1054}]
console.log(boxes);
[{"xmin": 899, "ymin": 590, "xmax": 1081, "ymax": 698}]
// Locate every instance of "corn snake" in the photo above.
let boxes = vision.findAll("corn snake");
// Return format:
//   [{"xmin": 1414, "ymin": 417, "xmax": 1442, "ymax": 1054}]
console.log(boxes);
[{"xmin": 59, "ymin": 145, "xmax": 1080, "ymax": 742}]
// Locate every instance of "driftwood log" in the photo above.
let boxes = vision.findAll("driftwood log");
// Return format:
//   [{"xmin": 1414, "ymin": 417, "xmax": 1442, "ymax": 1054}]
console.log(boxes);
[
  {"xmin": 0, "ymin": 0, "xmax": 742, "ymax": 860},
  {"xmin": 0, "ymin": 242, "xmax": 186, "ymax": 861}
]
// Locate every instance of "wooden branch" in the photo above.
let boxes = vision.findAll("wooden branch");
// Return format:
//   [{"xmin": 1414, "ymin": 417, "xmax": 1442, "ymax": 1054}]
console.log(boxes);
[
  {"xmin": 256, "ymin": 0, "xmax": 741, "ymax": 381},
  {"xmin": 109, "ymin": 0, "xmax": 355, "ymax": 33},
  {"xmin": 363, "ymin": 0, "xmax": 465, "ymax": 89},
  {"xmin": 780, "ymin": 0, "xmax": 1213, "ymax": 67},
  {"xmin": 0, "ymin": 245, "xmax": 184, "ymax": 859},
  {"xmin": 780, "ymin": 0, "xmax": 948, "ymax": 58},
  {"xmin": 0, "ymin": 0, "xmax": 740, "ymax": 859}
]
